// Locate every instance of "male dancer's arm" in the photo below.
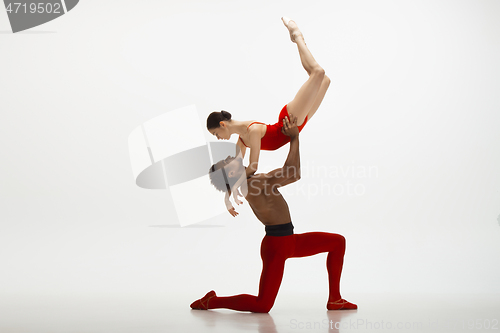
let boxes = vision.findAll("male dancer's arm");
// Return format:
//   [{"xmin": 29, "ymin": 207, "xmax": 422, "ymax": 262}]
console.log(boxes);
[{"xmin": 266, "ymin": 114, "xmax": 301, "ymax": 188}]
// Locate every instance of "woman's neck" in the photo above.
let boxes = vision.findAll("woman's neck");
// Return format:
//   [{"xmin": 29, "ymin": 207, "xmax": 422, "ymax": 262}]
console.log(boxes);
[{"xmin": 227, "ymin": 120, "xmax": 248, "ymax": 136}]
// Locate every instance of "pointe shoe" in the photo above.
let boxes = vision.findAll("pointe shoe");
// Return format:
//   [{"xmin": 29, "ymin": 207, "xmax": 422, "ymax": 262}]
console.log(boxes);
[
  {"xmin": 281, "ymin": 16, "xmax": 303, "ymax": 43},
  {"xmin": 327, "ymin": 298, "xmax": 358, "ymax": 310},
  {"xmin": 281, "ymin": 16, "xmax": 292, "ymax": 26},
  {"xmin": 190, "ymin": 290, "xmax": 216, "ymax": 310}
]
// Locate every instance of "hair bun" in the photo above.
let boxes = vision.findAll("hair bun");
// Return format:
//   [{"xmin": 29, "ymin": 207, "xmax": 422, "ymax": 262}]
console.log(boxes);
[{"xmin": 220, "ymin": 110, "xmax": 232, "ymax": 120}]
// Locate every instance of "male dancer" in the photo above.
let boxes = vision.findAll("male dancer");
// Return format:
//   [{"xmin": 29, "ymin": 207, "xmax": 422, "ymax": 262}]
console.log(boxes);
[{"xmin": 191, "ymin": 115, "xmax": 357, "ymax": 313}]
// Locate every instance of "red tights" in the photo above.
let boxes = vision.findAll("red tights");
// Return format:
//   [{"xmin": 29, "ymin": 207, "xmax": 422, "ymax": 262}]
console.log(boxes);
[{"xmin": 208, "ymin": 232, "xmax": 346, "ymax": 313}]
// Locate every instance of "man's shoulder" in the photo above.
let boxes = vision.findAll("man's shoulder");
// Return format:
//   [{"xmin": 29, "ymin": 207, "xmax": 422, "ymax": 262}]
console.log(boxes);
[
  {"xmin": 248, "ymin": 173, "xmax": 269, "ymax": 182},
  {"xmin": 246, "ymin": 173, "xmax": 272, "ymax": 188}
]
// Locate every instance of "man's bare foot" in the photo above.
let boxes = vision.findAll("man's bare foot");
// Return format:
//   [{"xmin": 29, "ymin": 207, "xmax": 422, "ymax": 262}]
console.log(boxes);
[
  {"xmin": 281, "ymin": 17, "xmax": 304, "ymax": 43},
  {"xmin": 327, "ymin": 298, "xmax": 358, "ymax": 310}
]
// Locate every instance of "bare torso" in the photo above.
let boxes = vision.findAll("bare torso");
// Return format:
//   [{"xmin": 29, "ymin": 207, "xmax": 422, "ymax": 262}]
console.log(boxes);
[{"xmin": 244, "ymin": 174, "xmax": 292, "ymax": 226}]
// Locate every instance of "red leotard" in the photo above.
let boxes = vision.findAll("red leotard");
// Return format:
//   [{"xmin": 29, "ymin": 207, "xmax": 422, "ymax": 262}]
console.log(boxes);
[{"xmin": 239, "ymin": 105, "xmax": 308, "ymax": 151}]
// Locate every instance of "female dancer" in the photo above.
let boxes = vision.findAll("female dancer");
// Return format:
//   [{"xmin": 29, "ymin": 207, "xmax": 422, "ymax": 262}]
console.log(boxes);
[{"xmin": 207, "ymin": 17, "xmax": 331, "ymax": 216}]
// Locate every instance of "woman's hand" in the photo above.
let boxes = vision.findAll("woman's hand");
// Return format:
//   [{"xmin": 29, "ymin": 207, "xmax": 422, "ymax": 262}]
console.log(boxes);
[
  {"xmin": 282, "ymin": 113, "xmax": 299, "ymax": 138},
  {"xmin": 232, "ymin": 187, "xmax": 244, "ymax": 205},
  {"xmin": 225, "ymin": 191, "xmax": 239, "ymax": 217},
  {"xmin": 228, "ymin": 207, "xmax": 239, "ymax": 217}
]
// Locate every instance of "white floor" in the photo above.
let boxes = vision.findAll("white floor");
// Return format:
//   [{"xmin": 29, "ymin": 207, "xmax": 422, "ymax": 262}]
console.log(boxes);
[
  {"xmin": 1, "ymin": 293, "xmax": 499, "ymax": 332},
  {"xmin": 1, "ymin": 3, "xmax": 500, "ymax": 333}
]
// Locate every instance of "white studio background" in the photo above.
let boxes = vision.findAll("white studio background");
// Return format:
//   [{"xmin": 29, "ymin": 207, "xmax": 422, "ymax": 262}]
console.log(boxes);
[{"xmin": 1, "ymin": 0, "xmax": 499, "ymax": 314}]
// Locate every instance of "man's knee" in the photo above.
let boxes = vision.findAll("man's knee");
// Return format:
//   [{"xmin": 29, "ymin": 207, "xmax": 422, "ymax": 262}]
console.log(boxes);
[
  {"xmin": 251, "ymin": 302, "xmax": 273, "ymax": 313},
  {"xmin": 253, "ymin": 305, "xmax": 272, "ymax": 313},
  {"xmin": 332, "ymin": 234, "xmax": 346, "ymax": 250},
  {"xmin": 254, "ymin": 298, "xmax": 275, "ymax": 313},
  {"xmin": 338, "ymin": 234, "xmax": 346, "ymax": 245}
]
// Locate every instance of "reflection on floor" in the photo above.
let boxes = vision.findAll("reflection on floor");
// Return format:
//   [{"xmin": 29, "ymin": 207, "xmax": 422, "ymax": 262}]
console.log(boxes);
[{"xmin": 0, "ymin": 293, "xmax": 498, "ymax": 332}]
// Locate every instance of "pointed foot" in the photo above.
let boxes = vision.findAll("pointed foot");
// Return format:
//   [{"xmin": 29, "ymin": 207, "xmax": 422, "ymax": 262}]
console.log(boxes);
[
  {"xmin": 281, "ymin": 16, "xmax": 303, "ymax": 43},
  {"xmin": 190, "ymin": 290, "xmax": 216, "ymax": 310}
]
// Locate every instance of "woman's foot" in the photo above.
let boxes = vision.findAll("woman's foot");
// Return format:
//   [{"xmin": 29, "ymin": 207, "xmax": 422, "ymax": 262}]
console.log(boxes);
[
  {"xmin": 327, "ymin": 298, "xmax": 358, "ymax": 310},
  {"xmin": 281, "ymin": 17, "xmax": 303, "ymax": 43},
  {"xmin": 190, "ymin": 290, "xmax": 216, "ymax": 310}
]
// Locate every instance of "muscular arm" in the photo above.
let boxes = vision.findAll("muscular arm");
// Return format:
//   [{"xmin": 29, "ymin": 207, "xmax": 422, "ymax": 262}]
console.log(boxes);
[
  {"xmin": 283, "ymin": 135, "xmax": 300, "ymax": 178},
  {"xmin": 265, "ymin": 115, "xmax": 300, "ymax": 188}
]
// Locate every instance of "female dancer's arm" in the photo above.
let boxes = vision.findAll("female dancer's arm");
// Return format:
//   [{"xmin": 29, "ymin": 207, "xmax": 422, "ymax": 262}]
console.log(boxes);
[
  {"xmin": 224, "ymin": 128, "xmax": 259, "ymax": 216},
  {"xmin": 245, "ymin": 128, "xmax": 261, "ymax": 178},
  {"xmin": 222, "ymin": 138, "xmax": 248, "ymax": 217},
  {"xmin": 236, "ymin": 139, "xmax": 247, "ymax": 159},
  {"xmin": 224, "ymin": 191, "xmax": 239, "ymax": 217}
]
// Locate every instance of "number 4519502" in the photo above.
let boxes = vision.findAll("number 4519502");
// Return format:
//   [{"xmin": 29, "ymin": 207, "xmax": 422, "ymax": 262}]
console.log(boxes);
[{"xmin": 6, "ymin": 2, "xmax": 62, "ymax": 14}]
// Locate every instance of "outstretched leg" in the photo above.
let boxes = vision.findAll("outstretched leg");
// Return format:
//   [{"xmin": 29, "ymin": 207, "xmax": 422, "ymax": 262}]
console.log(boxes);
[
  {"xmin": 197, "ymin": 236, "xmax": 294, "ymax": 313},
  {"xmin": 282, "ymin": 18, "xmax": 330, "ymax": 126},
  {"xmin": 206, "ymin": 258, "xmax": 285, "ymax": 313}
]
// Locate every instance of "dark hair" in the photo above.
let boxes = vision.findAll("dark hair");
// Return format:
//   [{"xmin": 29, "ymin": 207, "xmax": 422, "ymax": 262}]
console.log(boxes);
[
  {"xmin": 208, "ymin": 157, "xmax": 242, "ymax": 193},
  {"xmin": 206, "ymin": 110, "xmax": 232, "ymax": 130}
]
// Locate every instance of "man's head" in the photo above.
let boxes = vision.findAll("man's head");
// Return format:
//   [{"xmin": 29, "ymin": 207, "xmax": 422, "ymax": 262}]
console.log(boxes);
[{"xmin": 208, "ymin": 156, "xmax": 245, "ymax": 192}]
